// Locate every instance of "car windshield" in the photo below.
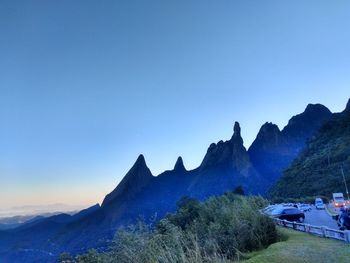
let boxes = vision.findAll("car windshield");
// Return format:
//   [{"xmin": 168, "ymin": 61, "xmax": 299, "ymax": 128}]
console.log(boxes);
[
  {"xmin": 335, "ymin": 197, "xmax": 344, "ymax": 201},
  {"xmin": 316, "ymin": 201, "xmax": 323, "ymax": 204},
  {"xmin": 269, "ymin": 208, "xmax": 284, "ymax": 215}
]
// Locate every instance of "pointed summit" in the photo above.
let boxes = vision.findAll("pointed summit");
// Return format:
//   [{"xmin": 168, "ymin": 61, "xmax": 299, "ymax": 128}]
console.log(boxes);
[
  {"xmin": 174, "ymin": 156, "xmax": 186, "ymax": 172},
  {"xmin": 102, "ymin": 154, "xmax": 153, "ymax": 207},
  {"xmin": 231, "ymin": 121, "xmax": 243, "ymax": 145},
  {"xmin": 200, "ymin": 122, "xmax": 250, "ymax": 170},
  {"xmin": 134, "ymin": 154, "xmax": 147, "ymax": 167},
  {"xmin": 233, "ymin": 121, "xmax": 241, "ymax": 137}
]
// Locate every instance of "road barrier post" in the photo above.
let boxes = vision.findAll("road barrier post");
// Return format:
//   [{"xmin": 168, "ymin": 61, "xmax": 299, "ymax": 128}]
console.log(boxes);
[
  {"xmin": 305, "ymin": 224, "xmax": 310, "ymax": 233},
  {"xmin": 344, "ymin": 230, "xmax": 350, "ymax": 243},
  {"xmin": 321, "ymin": 226, "xmax": 327, "ymax": 237}
]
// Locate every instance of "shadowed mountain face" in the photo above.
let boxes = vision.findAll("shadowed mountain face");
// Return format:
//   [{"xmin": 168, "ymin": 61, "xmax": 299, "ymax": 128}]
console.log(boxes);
[
  {"xmin": 270, "ymin": 100, "xmax": 350, "ymax": 199},
  {"xmin": 102, "ymin": 154, "xmax": 153, "ymax": 207},
  {"xmin": 99, "ymin": 122, "xmax": 266, "ymax": 227},
  {"xmin": 0, "ymin": 102, "xmax": 338, "ymax": 263},
  {"xmin": 248, "ymin": 104, "xmax": 332, "ymax": 185}
]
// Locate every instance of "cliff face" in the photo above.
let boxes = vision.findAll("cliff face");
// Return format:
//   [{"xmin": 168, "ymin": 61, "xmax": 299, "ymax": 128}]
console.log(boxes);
[
  {"xmin": 248, "ymin": 104, "xmax": 332, "ymax": 184},
  {"xmin": 189, "ymin": 122, "xmax": 265, "ymax": 198},
  {"xmin": 270, "ymin": 101, "xmax": 350, "ymax": 199},
  {"xmin": 201, "ymin": 122, "xmax": 252, "ymax": 172},
  {"xmin": 102, "ymin": 154, "xmax": 154, "ymax": 207}
]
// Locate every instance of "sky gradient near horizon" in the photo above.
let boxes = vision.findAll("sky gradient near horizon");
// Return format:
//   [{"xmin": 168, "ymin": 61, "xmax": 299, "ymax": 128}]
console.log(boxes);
[{"xmin": 0, "ymin": 0, "xmax": 350, "ymax": 210}]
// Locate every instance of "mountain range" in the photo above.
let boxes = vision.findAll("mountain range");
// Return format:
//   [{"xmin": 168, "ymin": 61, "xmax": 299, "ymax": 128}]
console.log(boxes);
[{"xmin": 0, "ymin": 101, "xmax": 340, "ymax": 262}]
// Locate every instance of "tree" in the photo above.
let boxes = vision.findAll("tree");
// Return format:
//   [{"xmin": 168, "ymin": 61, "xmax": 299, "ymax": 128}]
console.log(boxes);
[
  {"xmin": 233, "ymin": 185, "xmax": 245, "ymax": 195},
  {"xmin": 59, "ymin": 252, "xmax": 74, "ymax": 263}
]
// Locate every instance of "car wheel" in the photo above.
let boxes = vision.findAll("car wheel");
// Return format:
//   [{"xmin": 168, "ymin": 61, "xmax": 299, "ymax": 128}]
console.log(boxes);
[{"xmin": 298, "ymin": 217, "xmax": 304, "ymax": 223}]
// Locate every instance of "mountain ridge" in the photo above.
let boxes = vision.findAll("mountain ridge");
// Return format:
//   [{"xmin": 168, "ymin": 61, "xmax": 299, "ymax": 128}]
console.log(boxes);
[
  {"xmin": 0, "ymin": 100, "xmax": 341, "ymax": 263},
  {"xmin": 270, "ymin": 100, "xmax": 350, "ymax": 199}
]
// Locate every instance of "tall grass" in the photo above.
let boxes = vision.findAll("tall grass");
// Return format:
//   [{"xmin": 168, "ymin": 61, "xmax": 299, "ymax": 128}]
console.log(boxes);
[{"xmin": 66, "ymin": 193, "xmax": 277, "ymax": 263}]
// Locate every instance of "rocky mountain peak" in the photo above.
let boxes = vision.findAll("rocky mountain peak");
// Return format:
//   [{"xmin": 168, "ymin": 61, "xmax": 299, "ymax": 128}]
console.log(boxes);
[
  {"xmin": 259, "ymin": 122, "xmax": 280, "ymax": 136},
  {"xmin": 200, "ymin": 122, "xmax": 250, "ymax": 171},
  {"xmin": 174, "ymin": 156, "xmax": 186, "ymax": 172},
  {"xmin": 102, "ymin": 154, "xmax": 153, "ymax": 207},
  {"xmin": 134, "ymin": 154, "xmax": 147, "ymax": 168},
  {"xmin": 233, "ymin": 121, "xmax": 241, "ymax": 136},
  {"xmin": 282, "ymin": 103, "xmax": 332, "ymax": 139},
  {"xmin": 231, "ymin": 122, "xmax": 244, "ymax": 145},
  {"xmin": 249, "ymin": 122, "xmax": 282, "ymax": 151}
]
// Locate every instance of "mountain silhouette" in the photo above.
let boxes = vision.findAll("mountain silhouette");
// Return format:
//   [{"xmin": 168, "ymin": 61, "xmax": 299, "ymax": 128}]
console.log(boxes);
[
  {"xmin": 248, "ymin": 104, "xmax": 332, "ymax": 186},
  {"xmin": 0, "ymin": 101, "xmax": 341, "ymax": 263},
  {"xmin": 270, "ymin": 100, "xmax": 350, "ymax": 198}
]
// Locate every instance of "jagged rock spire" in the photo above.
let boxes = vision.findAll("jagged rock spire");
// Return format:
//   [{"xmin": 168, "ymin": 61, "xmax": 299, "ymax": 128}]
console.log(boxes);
[
  {"xmin": 231, "ymin": 121, "xmax": 243, "ymax": 145},
  {"xmin": 234, "ymin": 121, "xmax": 241, "ymax": 136},
  {"xmin": 174, "ymin": 156, "xmax": 186, "ymax": 172},
  {"xmin": 200, "ymin": 122, "xmax": 250, "ymax": 170}
]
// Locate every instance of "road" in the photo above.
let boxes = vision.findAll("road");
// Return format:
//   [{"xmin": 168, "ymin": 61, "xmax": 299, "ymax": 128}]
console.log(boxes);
[{"xmin": 304, "ymin": 208, "xmax": 338, "ymax": 229}]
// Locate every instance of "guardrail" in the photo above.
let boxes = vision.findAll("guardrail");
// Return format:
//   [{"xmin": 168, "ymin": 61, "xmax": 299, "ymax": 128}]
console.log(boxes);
[{"xmin": 273, "ymin": 218, "xmax": 350, "ymax": 243}]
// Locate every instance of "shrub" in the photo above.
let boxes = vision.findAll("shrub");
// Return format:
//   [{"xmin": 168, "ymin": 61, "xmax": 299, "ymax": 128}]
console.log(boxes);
[{"xmin": 75, "ymin": 193, "xmax": 277, "ymax": 263}]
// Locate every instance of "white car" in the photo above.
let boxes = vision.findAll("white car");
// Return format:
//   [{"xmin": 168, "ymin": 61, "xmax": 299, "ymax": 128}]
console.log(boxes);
[
  {"xmin": 315, "ymin": 198, "xmax": 325, "ymax": 209},
  {"xmin": 297, "ymin": 204, "xmax": 312, "ymax": 212}
]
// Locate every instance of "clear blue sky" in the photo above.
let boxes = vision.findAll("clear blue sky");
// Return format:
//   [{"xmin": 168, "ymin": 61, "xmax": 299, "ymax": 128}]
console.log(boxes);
[{"xmin": 0, "ymin": 0, "xmax": 349, "ymax": 208}]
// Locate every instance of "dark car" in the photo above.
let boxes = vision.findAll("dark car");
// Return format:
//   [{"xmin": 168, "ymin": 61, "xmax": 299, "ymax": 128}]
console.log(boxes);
[
  {"xmin": 334, "ymin": 208, "xmax": 350, "ymax": 230},
  {"xmin": 269, "ymin": 207, "xmax": 305, "ymax": 223}
]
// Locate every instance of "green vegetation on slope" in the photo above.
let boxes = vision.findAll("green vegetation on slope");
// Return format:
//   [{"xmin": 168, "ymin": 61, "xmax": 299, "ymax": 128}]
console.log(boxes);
[
  {"xmin": 270, "ymin": 108, "xmax": 350, "ymax": 199},
  {"xmin": 61, "ymin": 193, "xmax": 277, "ymax": 263},
  {"xmin": 244, "ymin": 227, "xmax": 350, "ymax": 263}
]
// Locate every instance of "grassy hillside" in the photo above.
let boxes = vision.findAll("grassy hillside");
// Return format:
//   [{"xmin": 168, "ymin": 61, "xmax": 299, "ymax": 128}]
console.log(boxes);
[
  {"xmin": 270, "ymin": 108, "xmax": 350, "ymax": 199},
  {"xmin": 244, "ymin": 228, "xmax": 350, "ymax": 263}
]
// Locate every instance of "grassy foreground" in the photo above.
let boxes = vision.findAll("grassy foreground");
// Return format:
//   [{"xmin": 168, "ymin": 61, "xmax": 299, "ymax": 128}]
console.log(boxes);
[{"xmin": 243, "ymin": 227, "xmax": 350, "ymax": 263}]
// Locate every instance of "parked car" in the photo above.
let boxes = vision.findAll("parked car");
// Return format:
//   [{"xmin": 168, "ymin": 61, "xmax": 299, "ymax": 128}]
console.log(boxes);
[
  {"xmin": 267, "ymin": 207, "xmax": 305, "ymax": 223},
  {"xmin": 334, "ymin": 207, "xmax": 350, "ymax": 230},
  {"xmin": 315, "ymin": 198, "xmax": 325, "ymax": 210},
  {"xmin": 297, "ymin": 203, "xmax": 312, "ymax": 212}
]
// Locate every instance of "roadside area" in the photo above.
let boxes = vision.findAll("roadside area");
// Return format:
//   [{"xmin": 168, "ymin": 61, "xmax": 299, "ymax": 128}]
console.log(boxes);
[
  {"xmin": 325, "ymin": 203, "xmax": 340, "ymax": 216},
  {"xmin": 243, "ymin": 227, "xmax": 350, "ymax": 263},
  {"xmin": 304, "ymin": 206, "xmax": 338, "ymax": 229}
]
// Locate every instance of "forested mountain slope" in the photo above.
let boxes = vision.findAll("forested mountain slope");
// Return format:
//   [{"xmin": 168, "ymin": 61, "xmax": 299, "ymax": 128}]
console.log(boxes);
[{"xmin": 270, "ymin": 100, "xmax": 350, "ymax": 199}]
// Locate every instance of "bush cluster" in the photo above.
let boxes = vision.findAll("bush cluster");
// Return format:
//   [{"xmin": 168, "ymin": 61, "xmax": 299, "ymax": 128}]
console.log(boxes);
[{"xmin": 61, "ymin": 193, "xmax": 277, "ymax": 263}]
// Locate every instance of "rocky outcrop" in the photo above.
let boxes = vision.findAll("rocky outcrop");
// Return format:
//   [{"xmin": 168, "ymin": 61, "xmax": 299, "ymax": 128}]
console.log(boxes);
[
  {"xmin": 102, "ymin": 154, "xmax": 154, "ymax": 207},
  {"xmin": 281, "ymin": 104, "xmax": 332, "ymax": 153},
  {"xmin": 200, "ymin": 122, "xmax": 252, "ymax": 172},
  {"xmin": 174, "ymin": 156, "xmax": 186, "ymax": 172},
  {"xmin": 248, "ymin": 104, "xmax": 332, "ymax": 184}
]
